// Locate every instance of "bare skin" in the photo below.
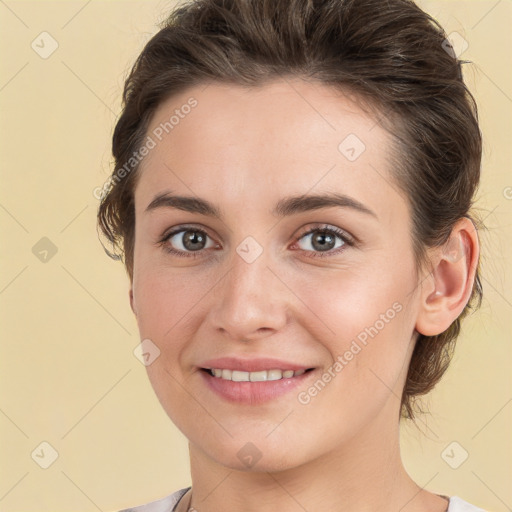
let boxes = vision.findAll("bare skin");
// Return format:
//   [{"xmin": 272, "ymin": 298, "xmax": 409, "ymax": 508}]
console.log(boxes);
[{"xmin": 129, "ymin": 78, "xmax": 478, "ymax": 512}]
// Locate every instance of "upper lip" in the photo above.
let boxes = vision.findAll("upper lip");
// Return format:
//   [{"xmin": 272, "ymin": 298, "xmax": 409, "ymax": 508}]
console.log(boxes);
[{"xmin": 199, "ymin": 356, "xmax": 314, "ymax": 372}]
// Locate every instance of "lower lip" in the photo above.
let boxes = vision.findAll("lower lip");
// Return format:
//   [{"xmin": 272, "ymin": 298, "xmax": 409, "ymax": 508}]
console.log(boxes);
[{"xmin": 200, "ymin": 369, "xmax": 315, "ymax": 404}]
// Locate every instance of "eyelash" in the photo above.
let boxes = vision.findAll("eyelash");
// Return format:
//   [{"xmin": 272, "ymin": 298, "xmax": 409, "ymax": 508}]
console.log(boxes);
[{"xmin": 157, "ymin": 224, "xmax": 355, "ymax": 260}]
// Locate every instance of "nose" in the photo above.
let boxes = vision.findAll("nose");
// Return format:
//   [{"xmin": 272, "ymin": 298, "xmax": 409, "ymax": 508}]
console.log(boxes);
[{"xmin": 207, "ymin": 247, "xmax": 290, "ymax": 342}]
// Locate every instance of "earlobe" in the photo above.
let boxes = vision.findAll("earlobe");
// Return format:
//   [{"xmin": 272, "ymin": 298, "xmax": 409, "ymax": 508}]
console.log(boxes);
[{"xmin": 415, "ymin": 218, "xmax": 479, "ymax": 337}]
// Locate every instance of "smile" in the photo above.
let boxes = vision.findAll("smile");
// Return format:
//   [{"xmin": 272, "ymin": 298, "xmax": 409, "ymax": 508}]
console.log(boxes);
[
  {"xmin": 199, "ymin": 367, "xmax": 316, "ymax": 404},
  {"xmin": 205, "ymin": 368, "xmax": 310, "ymax": 381}
]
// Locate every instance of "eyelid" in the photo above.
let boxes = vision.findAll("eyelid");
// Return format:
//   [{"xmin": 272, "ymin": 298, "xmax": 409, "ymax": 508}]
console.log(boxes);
[
  {"xmin": 159, "ymin": 223, "xmax": 212, "ymax": 243},
  {"xmin": 293, "ymin": 223, "xmax": 356, "ymax": 246}
]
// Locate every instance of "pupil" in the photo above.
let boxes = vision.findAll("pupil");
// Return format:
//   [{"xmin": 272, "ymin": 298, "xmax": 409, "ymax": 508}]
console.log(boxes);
[
  {"xmin": 313, "ymin": 232, "xmax": 334, "ymax": 251},
  {"xmin": 184, "ymin": 231, "xmax": 205, "ymax": 250}
]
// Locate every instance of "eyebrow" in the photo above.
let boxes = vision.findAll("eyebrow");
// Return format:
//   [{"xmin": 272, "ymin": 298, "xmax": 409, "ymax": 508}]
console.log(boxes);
[{"xmin": 145, "ymin": 191, "xmax": 378, "ymax": 219}]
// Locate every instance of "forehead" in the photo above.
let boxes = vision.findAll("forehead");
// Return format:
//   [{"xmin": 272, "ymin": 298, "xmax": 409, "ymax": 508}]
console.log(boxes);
[{"xmin": 134, "ymin": 79, "xmax": 403, "ymax": 218}]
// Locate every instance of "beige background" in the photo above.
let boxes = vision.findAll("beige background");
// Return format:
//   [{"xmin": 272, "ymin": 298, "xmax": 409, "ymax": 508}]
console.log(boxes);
[{"xmin": 0, "ymin": 1, "xmax": 510, "ymax": 511}]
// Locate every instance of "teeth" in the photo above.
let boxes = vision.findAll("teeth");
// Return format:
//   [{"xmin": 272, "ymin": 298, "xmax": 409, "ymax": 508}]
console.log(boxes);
[
  {"xmin": 267, "ymin": 369, "xmax": 282, "ymax": 381},
  {"xmin": 249, "ymin": 370, "xmax": 267, "ymax": 382},
  {"xmin": 231, "ymin": 370, "xmax": 250, "ymax": 381},
  {"xmin": 208, "ymin": 368, "xmax": 308, "ymax": 381}
]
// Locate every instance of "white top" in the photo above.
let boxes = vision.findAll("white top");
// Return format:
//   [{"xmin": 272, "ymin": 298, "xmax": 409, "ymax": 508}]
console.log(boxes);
[{"xmin": 118, "ymin": 487, "xmax": 488, "ymax": 511}]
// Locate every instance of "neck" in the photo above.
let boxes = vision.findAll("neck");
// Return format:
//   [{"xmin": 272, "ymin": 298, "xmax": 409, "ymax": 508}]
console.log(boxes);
[{"xmin": 185, "ymin": 403, "xmax": 439, "ymax": 512}]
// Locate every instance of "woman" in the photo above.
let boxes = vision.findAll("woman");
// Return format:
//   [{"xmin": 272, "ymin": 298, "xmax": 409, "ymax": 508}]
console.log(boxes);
[{"xmin": 98, "ymin": 0, "xmax": 486, "ymax": 510}]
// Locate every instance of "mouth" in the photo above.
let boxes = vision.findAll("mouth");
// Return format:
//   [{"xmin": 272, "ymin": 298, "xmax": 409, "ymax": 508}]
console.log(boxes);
[
  {"xmin": 198, "ymin": 366, "xmax": 317, "ymax": 404},
  {"xmin": 201, "ymin": 367, "xmax": 315, "ymax": 382}
]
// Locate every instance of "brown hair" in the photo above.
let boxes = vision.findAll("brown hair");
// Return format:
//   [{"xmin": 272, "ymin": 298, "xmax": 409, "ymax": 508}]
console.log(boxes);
[{"xmin": 97, "ymin": 0, "xmax": 483, "ymax": 421}]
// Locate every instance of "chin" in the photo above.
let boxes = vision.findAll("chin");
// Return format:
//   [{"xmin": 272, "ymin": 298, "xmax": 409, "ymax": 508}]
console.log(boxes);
[
  {"xmin": 217, "ymin": 448, "xmax": 299, "ymax": 473},
  {"xmin": 193, "ymin": 431, "xmax": 315, "ymax": 474}
]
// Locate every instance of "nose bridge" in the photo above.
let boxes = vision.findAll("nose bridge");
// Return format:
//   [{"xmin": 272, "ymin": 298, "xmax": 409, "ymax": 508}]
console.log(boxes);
[
  {"xmin": 228, "ymin": 246, "xmax": 271, "ymax": 299},
  {"xmin": 209, "ymin": 242, "xmax": 288, "ymax": 340}
]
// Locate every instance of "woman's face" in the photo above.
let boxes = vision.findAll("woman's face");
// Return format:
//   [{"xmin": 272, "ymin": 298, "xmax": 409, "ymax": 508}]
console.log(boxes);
[{"xmin": 130, "ymin": 79, "xmax": 423, "ymax": 471}]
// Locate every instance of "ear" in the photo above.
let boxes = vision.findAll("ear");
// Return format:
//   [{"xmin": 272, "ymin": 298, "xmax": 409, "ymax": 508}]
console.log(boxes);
[
  {"xmin": 129, "ymin": 287, "xmax": 137, "ymax": 317},
  {"xmin": 415, "ymin": 217, "xmax": 479, "ymax": 337}
]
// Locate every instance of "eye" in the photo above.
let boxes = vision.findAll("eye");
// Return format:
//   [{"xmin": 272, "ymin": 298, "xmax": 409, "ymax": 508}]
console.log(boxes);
[
  {"xmin": 158, "ymin": 226, "xmax": 218, "ymax": 258},
  {"xmin": 292, "ymin": 225, "xmax": 354, "ymax": 258},
  {"xmin": 157, "ymin": 223, "xmax": 355, "ymax": 259}
]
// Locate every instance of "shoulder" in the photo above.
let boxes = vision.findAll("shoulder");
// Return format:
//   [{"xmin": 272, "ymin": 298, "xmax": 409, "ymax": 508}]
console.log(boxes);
[
  {"xmin": 448, "ymin": 496, "xmax": 488, "ymax": 512},
  {"xmin": 116, "ymin": 489, "xmax": 488, "ymax": 512},
  {"xmin": 117, "ymin": 487, "xmax": 191, "ymax": 512}
]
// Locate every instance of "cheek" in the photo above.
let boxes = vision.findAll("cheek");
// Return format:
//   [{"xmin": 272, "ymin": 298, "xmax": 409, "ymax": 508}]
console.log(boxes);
[
  {"xmin": 297, "ymin": 262, "xmax": 410, "ymax": 332},
  {"xmin": 132, "ymin": 265, "xmax": 206, "ymax": 340},
  {"xmin": 294, "ymin": 265, "xmax": 415, "ymax": 383},
  {"xmin": 291, "ymin": 272, "xmax": 415, "ymax": 442}
]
